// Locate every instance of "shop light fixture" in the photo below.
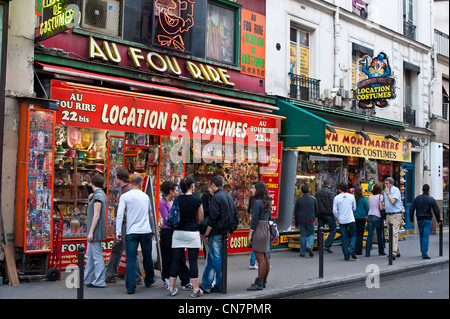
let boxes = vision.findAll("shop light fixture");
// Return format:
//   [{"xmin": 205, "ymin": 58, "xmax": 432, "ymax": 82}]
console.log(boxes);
[
  {"xmin": 325, "ymin": 124, "xmax": 336, "ymax": 133},
  {"xmin": 356, "ymin": 130, "xmax": 371, "ymax": 141},
  {"xmin": 406, "ymin": 137, "xmax": 421, "ymax": 147},
  {"xmin": 385, "ymin": 134, "xmax": 400, "ymax": 142}
]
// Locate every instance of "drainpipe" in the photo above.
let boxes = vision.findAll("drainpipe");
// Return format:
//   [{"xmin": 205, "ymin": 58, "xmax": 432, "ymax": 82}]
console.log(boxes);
[{"xmin": 334, "ymin": 6, "xmax": 341, "ymax": 88}]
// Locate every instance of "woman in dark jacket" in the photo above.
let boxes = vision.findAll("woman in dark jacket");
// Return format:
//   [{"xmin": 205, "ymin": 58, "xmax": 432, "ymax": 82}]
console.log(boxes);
[{"xmin": 247, "ymin": 181, "xmax": 271, "ymax": 291}]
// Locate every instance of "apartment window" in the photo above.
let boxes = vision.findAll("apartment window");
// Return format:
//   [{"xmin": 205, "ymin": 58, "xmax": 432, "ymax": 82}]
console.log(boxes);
[
  {"xmin": 290, "ymin": 27, "xmax": 309, "ymax": 77},
  {"xmin": 405, "ymin": 70, "xmax": 412, "ymax": 107},
  {"xmin": 403, "ymin": 0, "xmax": 413, "ymax": 23},
  {"xmin": 443, "ymin": 86, "xmax": 449, "ymax": 120},
  {"xmin": 206, "ymin": 3, "xmax": 235, "ymax": 64}
]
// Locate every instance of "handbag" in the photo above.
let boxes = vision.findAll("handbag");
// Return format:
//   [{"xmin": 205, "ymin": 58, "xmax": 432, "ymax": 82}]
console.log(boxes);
[
  {"xmin": 379, "ymin": 195, "xmax": 386, "ymax": 220},
  {"xmin": 165, "ymin": 196, "xmax": 180, "ymax": 229},
  {"xmin": 269, "ymin": 220, "xmax": 279, "ymax": 243}
]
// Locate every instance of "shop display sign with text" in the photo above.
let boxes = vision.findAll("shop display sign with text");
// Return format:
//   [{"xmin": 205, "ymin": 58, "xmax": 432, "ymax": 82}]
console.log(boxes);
[
  {"xmin": 356, "ymin": 52, "xmax": 396, "ymax": 109},
  {"xmin": 297, "ymin": 129, "xmax": 411, "ymax": 162},
  {"xmin": 51, "ymin": 81, "xmax": 280, "ymax": 151}
]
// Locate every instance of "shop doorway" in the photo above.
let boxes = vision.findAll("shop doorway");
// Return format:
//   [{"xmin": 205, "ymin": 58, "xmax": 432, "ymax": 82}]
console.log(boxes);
[{"xmin": 402, "ymin": 158, "xmax": 415, "ymax": 231}]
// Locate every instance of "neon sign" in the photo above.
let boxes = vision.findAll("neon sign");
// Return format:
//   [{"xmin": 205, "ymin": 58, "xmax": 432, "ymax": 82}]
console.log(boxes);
[{"xmin": 154, "ymin": 0, "xmax": 195, "ymax": 52}]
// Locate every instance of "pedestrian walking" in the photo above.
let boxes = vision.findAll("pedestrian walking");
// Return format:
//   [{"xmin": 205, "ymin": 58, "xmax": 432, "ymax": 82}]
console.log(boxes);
[
  {"xmin": 333, "ymin": 182, "xmax": 357, "ymax": 261},
  {"xmin": 315, "ymin": 180, "xmax": 336, "ymax": 253},
  {"xmin": 353, "ymin": 185, "xmax": 369, "ymax": 255},
  {"xmin": 247, "ymin": 181, "xmax": 272, "ymax": 291},
  {"xmin": 366, "ymin": 184, "xmax": 386, "ymax": 257},
  {"xmin": 409, "ymin": 184, "xmax": 442, "ymax": 259},
  {"xmin": 201, "ymin": 175, "xmax": 238, "ymax": 294},
  {"xmin": 115, "ymin": 174, "xmax": 156, "ymax": 294},
  {"xmin": 383, "ymin": 177, "xmax": 403, "ymax": 259},
  {"xmin": 105, "ymin": 169, "xmax": 143, "ymax": 285},
  {"xmin": 168, "ymin": 176, "xmax": 204, "ymax": 297},
  {"xmin": 159, "ymin": 181, "xmax": 191, "ymax": 290},
  {"xmin": 84, "ymin": 174, "xmax": 107, "ymax": 288},
  {"xmin": 294, "ymin": 185, "xmax": 318, "ymax": 257}
]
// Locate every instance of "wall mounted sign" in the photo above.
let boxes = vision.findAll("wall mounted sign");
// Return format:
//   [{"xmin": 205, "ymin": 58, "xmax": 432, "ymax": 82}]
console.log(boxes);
[
  {"xmin": 297, "ymin": 128, "xmax": 411, "ymax": 162},
  {"xmin": 37, "ymin": 0, "xmax": 80, "ymax": 41},
  {"xmin": 154, "ymin": 0, "xmax": 195, "ymax": 52},
  {"xmin": 88, "ymin": 36, "xmax": 235, "ymax": 87},
  {"xmin": 241, "ymin": 9, "xmax": 265, "ymax": 78},
  {"xmin": 356, "ymin": 52, "xmax": 396, "ymax": 109}
]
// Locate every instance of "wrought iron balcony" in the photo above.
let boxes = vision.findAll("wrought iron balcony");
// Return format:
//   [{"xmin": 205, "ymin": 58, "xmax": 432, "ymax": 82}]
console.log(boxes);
[
  {"xmin": 289, "ymin": 73, "xmax": 321, "ymax": 102},
  {"xmin": 403, "ymin": 20, "xmax": 416, "ymax": 41},
  {"xmin": 403, "ymin": 107, "xmax": 416, "ymax": 126}
]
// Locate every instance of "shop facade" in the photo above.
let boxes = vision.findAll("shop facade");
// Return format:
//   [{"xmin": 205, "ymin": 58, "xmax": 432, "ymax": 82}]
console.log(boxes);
[{"xmin": 14, "ymin": 78, "xmax": 284, "ymax": 266}]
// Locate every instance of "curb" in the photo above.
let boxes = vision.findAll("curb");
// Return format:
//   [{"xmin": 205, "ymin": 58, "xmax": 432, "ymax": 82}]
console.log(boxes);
[{"xmin": 223, "ymin": 257, "xmax": 449, "ymax": 299}]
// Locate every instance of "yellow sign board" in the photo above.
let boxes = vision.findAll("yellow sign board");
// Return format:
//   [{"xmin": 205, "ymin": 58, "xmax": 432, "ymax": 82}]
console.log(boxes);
[{"xmin": 296, "ymin": 128, "xmax": 411, "ymax": 162}]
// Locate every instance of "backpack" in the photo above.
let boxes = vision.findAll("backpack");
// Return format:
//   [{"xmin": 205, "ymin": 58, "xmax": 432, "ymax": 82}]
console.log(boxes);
[{"xmin": 165, "ymin": 196, "xmax": 180, "ymax": 229}]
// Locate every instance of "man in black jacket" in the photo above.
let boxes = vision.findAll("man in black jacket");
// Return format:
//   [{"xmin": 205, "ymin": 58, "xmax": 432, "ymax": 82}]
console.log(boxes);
[
  {"xmin": 315, "ymin": 180, "xmax": 336, "ymax": 253},
  {"xmin": 294, "ymin": 185, "xmax": 318, "ymax": 257},
  {"xmin": 409, "ymin": 184, "xmax": 442, "ymax": 259},
  {"xmin": 201, "ymin": 175, "xmax": 238, "ymax": 293}
]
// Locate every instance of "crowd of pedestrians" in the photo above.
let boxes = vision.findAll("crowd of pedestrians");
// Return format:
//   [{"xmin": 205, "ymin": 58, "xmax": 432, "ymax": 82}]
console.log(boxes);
[
  {"xmin": 83, "ymin": 170, "xmax": 441, "ymax": 296},
  {"xmin": 295, "ymin": 177, "xmax": 442, "ymax": 262}
]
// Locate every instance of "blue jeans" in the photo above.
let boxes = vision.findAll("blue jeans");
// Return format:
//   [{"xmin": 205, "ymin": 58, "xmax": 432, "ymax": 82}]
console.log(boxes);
[
  {"xmin": 365, "ymin": 215, "xmax": 385, "ymax": 255},
  {"xmin": 201, "ymin": 234, "xmax": 223, "ymax": 291},
  {"xmin": 340, "ymin": 222, "xmax": 356, "ymax": 260},
  {"xmin": 418, "ymin": 220, "xmax": 432, "ymax": 258},
  {"xmin": 299, "ymin": 223, "xmax": 315, "ymax": 255},
  {"xmin": 317, "ymin": 215, "xmax": 337, "ymax": 250},
  {"xmin": 125, "ymin": 233, "xmax": 155, "ymax": 293}
]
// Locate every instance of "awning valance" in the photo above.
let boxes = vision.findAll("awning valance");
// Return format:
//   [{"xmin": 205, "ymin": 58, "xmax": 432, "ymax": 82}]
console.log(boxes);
[{"xmin": 275, "ymin": 99, "xmax": 332, "ymax": 147}]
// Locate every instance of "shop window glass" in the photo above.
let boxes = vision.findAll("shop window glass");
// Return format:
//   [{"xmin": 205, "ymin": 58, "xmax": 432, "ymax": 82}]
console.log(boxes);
[{"xmin": 206, "ymin": 2, "xmax": 235, "ymax": 64}]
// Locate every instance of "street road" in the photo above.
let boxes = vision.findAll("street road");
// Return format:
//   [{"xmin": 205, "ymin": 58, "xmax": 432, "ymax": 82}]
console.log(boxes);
[{"xmin": 284, "ymin": 264, "xmax": 449, "ymax": 299}]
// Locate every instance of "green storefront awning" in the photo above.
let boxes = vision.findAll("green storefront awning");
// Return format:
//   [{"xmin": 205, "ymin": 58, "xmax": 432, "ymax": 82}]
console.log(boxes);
[{"xmin": 275, "ymin": 99, "xmax": 333, "ymax": 148}]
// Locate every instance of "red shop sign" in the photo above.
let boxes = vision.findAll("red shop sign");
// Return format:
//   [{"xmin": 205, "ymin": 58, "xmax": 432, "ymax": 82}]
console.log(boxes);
[
  {"xmin": 259, "ymin": 141, "xmax": 283, "ymax": 219},
  {"xmin": 50, "ymin": 81, "xmax": 280, "ymax": 147}
]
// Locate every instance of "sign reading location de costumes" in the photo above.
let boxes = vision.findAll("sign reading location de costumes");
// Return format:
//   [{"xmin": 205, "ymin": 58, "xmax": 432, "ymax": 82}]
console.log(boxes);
[
  {"xmin": 50, "ymin": 80, "xmax": 280, "ymax": 147},
  {"xmin": 356, "ymin": 52, "xmax": 396, "ymax": 109}
]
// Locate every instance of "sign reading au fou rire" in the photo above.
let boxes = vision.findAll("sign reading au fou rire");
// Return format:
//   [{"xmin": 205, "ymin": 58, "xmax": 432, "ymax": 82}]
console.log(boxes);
[{"xmin": 88, "ymin": 36, "xmax": 236, "ymax": 88}]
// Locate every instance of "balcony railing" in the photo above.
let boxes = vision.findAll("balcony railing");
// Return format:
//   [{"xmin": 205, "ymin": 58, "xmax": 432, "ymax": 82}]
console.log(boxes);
[
  {"xmin": 289, "ymin": 73, "xmax": 321, "ymax": 102},
  {"xmin": 403, "ymin": 107, "xmax": 416, "ymax": 126},
  {"xmin": 403, "ymin": 20, "xmax": 416, "ymax": 41}
]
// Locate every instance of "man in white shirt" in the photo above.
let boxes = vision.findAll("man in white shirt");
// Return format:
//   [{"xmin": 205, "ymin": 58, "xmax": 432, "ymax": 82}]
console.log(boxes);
[
  {"xmin": 333, "ymin": 182, "xmax": 357, "ymax": 261},
  {"xmin": 384, "ymin": 177, "xmax": 403, "ymax": 259},
  {"xmin": 116, "ymin": 173, "xmax": 156, "ymax": 294}
]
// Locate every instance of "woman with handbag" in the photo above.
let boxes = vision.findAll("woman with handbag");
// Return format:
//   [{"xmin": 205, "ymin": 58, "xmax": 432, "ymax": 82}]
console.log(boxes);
[
  {"xmin": 159, "ymin": 181, "xmax": 191, "ymax": 291},
  {"xmin": 366, "ymin": 184, "xmax": 386, "ymax": 257},
  {"xmin": 247, "ymin": 181, "xmax": 271, "ymax": 291},
  {"xmin": 168, "ymin": 176, "xmax": 204, "ymax": 297}
]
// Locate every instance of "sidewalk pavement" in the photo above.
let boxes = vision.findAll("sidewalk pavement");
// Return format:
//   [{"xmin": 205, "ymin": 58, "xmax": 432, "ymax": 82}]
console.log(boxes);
[{"xmin": 0, "ymin": 231, "xmax": 448, "ymax": 300}]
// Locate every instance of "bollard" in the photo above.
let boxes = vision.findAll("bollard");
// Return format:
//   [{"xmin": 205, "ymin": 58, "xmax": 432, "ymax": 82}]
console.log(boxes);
[
  {"xmin": 77, "ymin": 244, "xmax": 85, "ymax": 300},
  {"xmin": 221, "ymin": 234, "xmax": 228, "ymax": 294},
  {"xmin": 439, "ymin": 220, "xmax": 444, "ymax": 257},
  {"xmin": 388, "ymin": 222, "xmax": 393, "ymax": 265},
  {"xmin": 318, "ymin": 227, "xmax": 324, "ymax": 278}
]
